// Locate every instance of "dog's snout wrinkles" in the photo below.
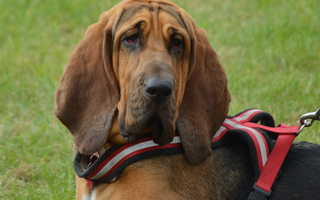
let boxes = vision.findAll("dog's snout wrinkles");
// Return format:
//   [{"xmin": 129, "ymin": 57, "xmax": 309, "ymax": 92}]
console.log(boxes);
[{"xmin": 144, "ymin": 78, "xmax": 173, "ymax": 102}]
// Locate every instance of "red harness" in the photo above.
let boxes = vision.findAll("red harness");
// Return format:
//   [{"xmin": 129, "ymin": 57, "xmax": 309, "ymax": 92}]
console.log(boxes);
[
  {"xmin": 73, "ymin": 109, "xmax": 300, "ymax": 199},
  {"xmin": 221, "ymin": 109, "xmax": 300, "ymax": 199}
]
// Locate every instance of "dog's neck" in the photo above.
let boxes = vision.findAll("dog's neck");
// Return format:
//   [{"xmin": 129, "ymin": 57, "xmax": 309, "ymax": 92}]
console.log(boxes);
[{"xmin": 97, "ymin": 124, "xmax": 153, "ymax": 156}]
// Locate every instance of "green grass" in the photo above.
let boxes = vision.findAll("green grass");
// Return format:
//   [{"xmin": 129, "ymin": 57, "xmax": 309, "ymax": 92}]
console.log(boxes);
[{"xmin": 0, "ymin": 0, "xmax": 319, "ymax": 199}]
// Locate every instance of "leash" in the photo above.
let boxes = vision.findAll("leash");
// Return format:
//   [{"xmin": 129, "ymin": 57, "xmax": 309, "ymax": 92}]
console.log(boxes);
[{"xmin": 73, "ymin": 107, "xmax": 320, "ymax": 199}]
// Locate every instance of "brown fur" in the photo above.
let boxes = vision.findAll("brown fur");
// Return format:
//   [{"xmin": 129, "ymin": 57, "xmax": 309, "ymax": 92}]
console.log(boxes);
[
  {"xmin": 91, "ymin": 155, "xmax": 219, "ymax": 200},
  {"xmin": 55, "ymin": 0, "xmax": 231, "ymax": 199}
]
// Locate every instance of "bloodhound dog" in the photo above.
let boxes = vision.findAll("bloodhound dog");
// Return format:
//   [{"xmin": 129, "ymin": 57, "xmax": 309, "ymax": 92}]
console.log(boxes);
[{"xmin": 54, "ymin": 0, "xmax": 320, "ymax": 199}]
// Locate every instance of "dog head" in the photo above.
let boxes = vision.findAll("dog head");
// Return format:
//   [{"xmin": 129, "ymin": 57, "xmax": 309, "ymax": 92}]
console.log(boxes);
[{"xmin": 54, "ymin": 0, "xmax": 231, "ymax": 164}]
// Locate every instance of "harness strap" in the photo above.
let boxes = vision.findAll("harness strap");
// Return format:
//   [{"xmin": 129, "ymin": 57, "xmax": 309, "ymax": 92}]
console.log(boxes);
[
  {"xmin": 256, "ymin": 133, "xmax": 296, "ymax": 192},
  {"xmin": 213, "ymin": 109, "xmax": 272, "ymax": 174},
  {"xmin": 87, "ymin": 179, "xmax": 93, "ymax": 193},
  {"xmin": 244, "ymin": 122, "xmax": 300, "ymax": 135},
  {"xmin": 246, "ymin": 121, "xmax": 300, "ymax": 200}
]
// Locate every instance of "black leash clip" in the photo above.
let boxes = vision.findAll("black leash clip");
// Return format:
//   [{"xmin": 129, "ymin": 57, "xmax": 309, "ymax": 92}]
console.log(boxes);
[
  {"xmin": 247, "ymin": 183, "xmax": 271, "ymax": 200},
  {"xmin": 298, "ymin": 107, "xmax": 320, "ymax": 134}
]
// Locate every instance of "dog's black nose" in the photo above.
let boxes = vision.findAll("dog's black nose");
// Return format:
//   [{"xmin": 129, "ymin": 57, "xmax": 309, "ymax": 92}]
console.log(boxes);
[{"xmin": 144, "ymin": 78, "xmax": 173, "ymax": 102}]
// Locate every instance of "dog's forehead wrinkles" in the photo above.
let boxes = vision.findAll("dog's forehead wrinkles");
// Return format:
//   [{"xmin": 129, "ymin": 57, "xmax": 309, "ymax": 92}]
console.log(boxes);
[
  {"xmin": 113, "ymin": 2, "xmax": 188, "ymax": 36},
  {"xmin": 160, "ymin": 5, "xmax": 188, "ymax": 33},
  {"xmin": 114, "ymin": 4, "xmax": 149, "ymax": 32}
]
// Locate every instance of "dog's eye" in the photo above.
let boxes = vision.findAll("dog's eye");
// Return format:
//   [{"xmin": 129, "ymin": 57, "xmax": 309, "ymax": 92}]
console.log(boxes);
[
  {"xmin": 125, "ymin": 35, "xmax": 138, "ymax": 44},
  {"xmin": 172, "ymin": 42, "xmax": 180, "ymax": 49},
  {"xmin": 172, "ymin": 38, "xmax": 183, "ymax": 51}
]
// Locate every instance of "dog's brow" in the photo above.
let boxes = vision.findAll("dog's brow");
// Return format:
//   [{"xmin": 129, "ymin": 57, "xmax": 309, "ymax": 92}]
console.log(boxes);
[
  {"xmin": 114, "ymin": 3, "xmax": 187, "ymax": 34},
  {"xmin": 159, "ymin": 4, "xmax": 187, "ymax": 31},
  {"xmin": 115, "ymin": 5, "xmax": 150, "ymax": 31}
]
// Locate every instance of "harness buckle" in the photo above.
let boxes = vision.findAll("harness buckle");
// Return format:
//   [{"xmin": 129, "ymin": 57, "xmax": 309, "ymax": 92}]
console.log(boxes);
[{"xmin": 247, "ymin": 183, "xmax": 271, "ymax": 200}]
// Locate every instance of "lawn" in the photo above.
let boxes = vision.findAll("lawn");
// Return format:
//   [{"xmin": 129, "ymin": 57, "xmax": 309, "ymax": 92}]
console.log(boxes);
[{"xmin": 0, "ymin": 0, "xmax": 319, "ymax": 199}]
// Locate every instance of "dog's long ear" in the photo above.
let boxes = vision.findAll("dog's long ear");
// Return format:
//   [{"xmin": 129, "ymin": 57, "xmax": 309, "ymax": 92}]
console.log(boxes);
[
  {"xmin": 54, "ymin": 9, "xmax": 123, "ymax": 154},
  {"xmin": 176, "ymin": 15, "xmax": 231, "ymax": 164}
]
